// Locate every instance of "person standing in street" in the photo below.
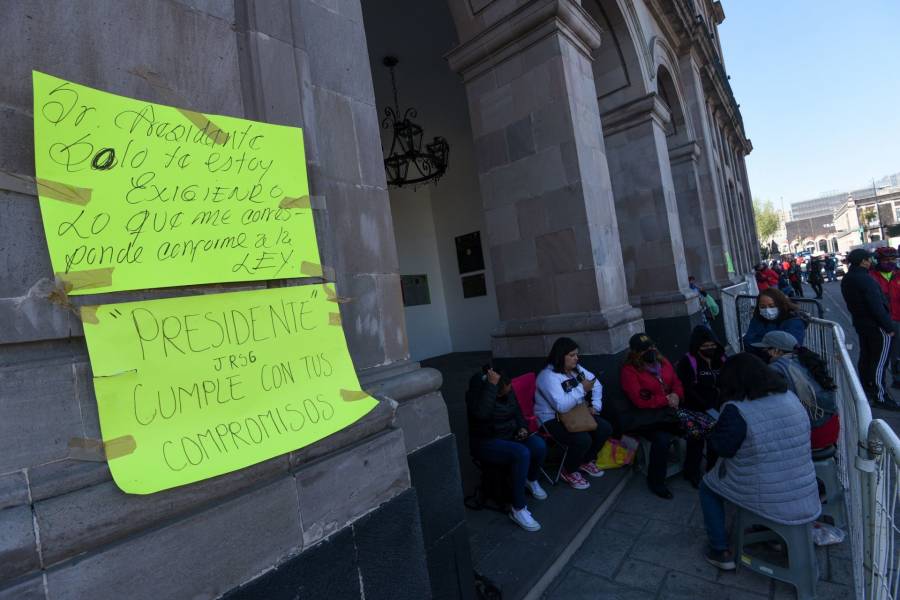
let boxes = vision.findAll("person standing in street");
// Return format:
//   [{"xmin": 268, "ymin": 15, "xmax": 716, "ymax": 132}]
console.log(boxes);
[
  {"xmin": 754, "ymin": 262, "xmax": 778, "ymax": 292},
  {"xmin": 788, "ymin": 259, "xmax": 805, "ymax": 297},
  {"xmin": 870, "ymin": 247, "xmax": 900, "ymax": 392},
  {"xmin": 807, "ymin": 255, "xmax": 824, "ymax": 299},
  {"xmin": 825, "ymin": 254, "xmax": 838, "ymax": 282},
  {"xmin": 841, "ymin": 248, "xmax": 899, "ymax": 409}
]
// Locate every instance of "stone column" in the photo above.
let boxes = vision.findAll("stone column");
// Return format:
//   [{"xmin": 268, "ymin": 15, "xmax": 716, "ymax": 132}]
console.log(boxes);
[
  {"xmin": 446, "ymin": 0, "xmax": 643, "ymax": 365},
  {"xmin": 678, "ymin": 53, "xmax": 734, "ymax": 287},
  {"xmin": 669, "ymin": 140, "xmax": 712, "ymax": 284},
  {"xmin": 601, "ymin": 93, "xmax": 703, "ymax": 337}
]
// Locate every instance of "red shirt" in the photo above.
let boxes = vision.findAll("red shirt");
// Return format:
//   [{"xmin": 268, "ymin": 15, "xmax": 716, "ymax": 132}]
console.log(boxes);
[
  {"xmin": 756, "ymin": 268, "xmax": 779, "ymax": 291},
  {"xmin": 870, "ymin": 268, "xmax": 900, "ymax": 321},
  {"xmin": 621, "ymin": 359, "xmax": 685, "ymax": 409}
]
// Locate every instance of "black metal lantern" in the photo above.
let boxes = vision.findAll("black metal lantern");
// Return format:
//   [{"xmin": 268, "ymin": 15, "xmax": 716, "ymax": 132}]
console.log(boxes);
[{"xmin": 381, "ymin": 56, "xmax": 449, "ymax": 188}]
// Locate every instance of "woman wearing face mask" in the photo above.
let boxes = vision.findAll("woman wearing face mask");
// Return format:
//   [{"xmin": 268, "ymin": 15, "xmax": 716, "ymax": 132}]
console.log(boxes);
[
  {"xmin": 869, "ymin": 246, "xmax": 900, "ymax": 389},
  {"xmin": 676, "ymin": 326, "xmax": 727, "ymax": 488},
  {"xmin": 742, "ymin": 288, "xmax": 808, "ymax": 360},
  {"xmin": 620, "ymin": 333, "xmax": 684, "ymax": 499}
]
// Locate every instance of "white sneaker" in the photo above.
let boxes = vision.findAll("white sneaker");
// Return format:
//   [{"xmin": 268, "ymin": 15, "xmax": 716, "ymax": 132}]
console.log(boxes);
[
  {"xmin": 509, "ymin": 506, "xmax": 541, "ymax": 532},
  {"xmin": 525, "ymin": 479, "xmax": 548, "ymax": 500}
]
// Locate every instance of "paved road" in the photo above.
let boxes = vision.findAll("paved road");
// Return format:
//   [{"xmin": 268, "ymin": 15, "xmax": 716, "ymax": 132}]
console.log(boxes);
[{"xmin": 541, "ymin": 280, "xmax": 895, "ymax": 600}]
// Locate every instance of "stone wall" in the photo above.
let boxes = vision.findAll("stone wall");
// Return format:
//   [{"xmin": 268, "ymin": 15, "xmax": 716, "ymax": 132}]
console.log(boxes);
[{"xmin": 0, "ymin": 1, "xmax": 442, "ymax": 598}]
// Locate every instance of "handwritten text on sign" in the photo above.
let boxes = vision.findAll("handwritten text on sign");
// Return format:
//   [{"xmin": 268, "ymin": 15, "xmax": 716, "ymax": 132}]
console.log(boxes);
[
  {"xmin": 33, "ymin": 71, "xmax": 321, "ymax": 294},
  {"xmin": 82, "ymin": 285, "xmax": 376, "ymax": 494}
]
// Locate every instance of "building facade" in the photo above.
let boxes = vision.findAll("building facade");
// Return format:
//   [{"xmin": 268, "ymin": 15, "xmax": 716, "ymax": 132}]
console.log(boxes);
[{"xmin": 0, "ymin": 1, "xmax": 757, "ymax": 599}]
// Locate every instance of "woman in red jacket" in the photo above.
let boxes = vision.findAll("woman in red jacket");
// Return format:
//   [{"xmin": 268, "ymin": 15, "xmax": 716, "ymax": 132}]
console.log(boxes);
[{"xmin": 620, "ymin": 333, "xmax": 684, "ymax": 499}]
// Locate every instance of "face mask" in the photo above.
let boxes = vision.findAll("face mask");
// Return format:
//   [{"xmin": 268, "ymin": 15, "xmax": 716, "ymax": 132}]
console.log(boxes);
[
  {"xmin": 643, "ymin": 350, "xmax": 658, "ymax": 364},
  {"xmin": 878, "ymin": 261, "xmax": 894, "ymax": 272},
  {"xmin": 698, "ymin": 348, "xmax": 717, "ymax": 359},
  {"xmin": 760, "ymin": 307, "xmax": 779, "ymax": 321}
]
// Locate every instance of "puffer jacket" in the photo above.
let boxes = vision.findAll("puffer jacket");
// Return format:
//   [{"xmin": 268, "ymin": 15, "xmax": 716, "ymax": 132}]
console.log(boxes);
[
  {"xmin": 465, "ymin": 374, "xmax": 526, "ymax": 451},
  {"xmin": 703, "ymin": 391, "xmax": 820, "ymax": 525}
]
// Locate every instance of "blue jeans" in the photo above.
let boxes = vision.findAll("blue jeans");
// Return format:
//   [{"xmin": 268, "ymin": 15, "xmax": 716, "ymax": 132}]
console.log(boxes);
[
  {"xmin": 699, "ymin": 480, "xmax": 728, "ymax": 551},
  {"xmin": 473, "ymin": 435, "xmax": 547, "ymax": 510}
]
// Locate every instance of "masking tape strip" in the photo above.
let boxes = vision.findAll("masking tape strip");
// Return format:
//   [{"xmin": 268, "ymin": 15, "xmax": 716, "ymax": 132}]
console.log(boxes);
[
  {"xmin": 104, "ymin": 435, "xmax": 137, "ymax": 460},
  {"xmin": 176, "ymin": 108, "xmax": 230, "ymax": 145},
  {"xmin": 324, "ymin": 284, "xmax": 351, "ymax": 304},
  {"xmin": 279, "ymin": 195, "xmax": 311, "ymax": 210},
  {"xmin": 35, "ymin": 178, "xmax": 92, "ymax": 206},
  {"xmin": 56, "ymin": 267, "xmax": 114, "ymax": 291},
  {"xmin": 80, "ymin": 305, "xmax": 99, "ymax": 324},
  {"xmin": 302, "ymin": 261, "xmax": 336, "ymax": 280},
  {"xmin": 67, "ymin": 437, "xmax": 106, "ymax": 462},
  {"xmin": 328, "ymin": 312, "xmax": 342, "ymax": 326},
  {"xmin": 340, "ymin": 389, "xmax": 370, "ymax": 402},
  {"xmin": 68, "ymin": 436, "xmax": 137, "ymax": 460},
  {"xmin": 300, "ymin": 261, "xmax": 323, "ymax": 277}
]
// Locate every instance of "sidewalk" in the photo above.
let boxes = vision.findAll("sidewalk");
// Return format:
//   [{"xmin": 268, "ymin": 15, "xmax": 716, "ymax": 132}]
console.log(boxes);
[{"xmin": 541, "ymin": 474, "xmax": 852, "ymax": 600}]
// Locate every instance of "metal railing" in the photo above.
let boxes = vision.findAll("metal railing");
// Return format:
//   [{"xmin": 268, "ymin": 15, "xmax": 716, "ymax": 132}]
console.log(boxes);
[
  {"xmin": 724, "ymin": 288, "xmax": 900, "ymax": 599},
  {"xmin": 868, "ymin": 420, "xmax": 900, "ymax": 600}
]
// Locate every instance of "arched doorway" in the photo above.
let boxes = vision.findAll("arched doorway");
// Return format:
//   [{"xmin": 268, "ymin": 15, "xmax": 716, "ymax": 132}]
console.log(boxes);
[
  {"xmin": 585, "ymin": 0, "xmax": 701, "ymax": 329},
  {"xmin": 817, "ymin": 239, "xmax": 828, "ymax": 253}
]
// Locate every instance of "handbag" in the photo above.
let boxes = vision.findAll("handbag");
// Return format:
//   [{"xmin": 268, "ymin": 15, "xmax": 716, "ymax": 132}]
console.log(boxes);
[
  {"xmin": 676, "ymin": 408, "xmax": 717, "ymax": 440},
  {"xmin": 557, "ymin": 402, "xmax": 597, "ymax": 432},
  {"xmin": 595, "ymin": 435, "xmax": 639, "ymax": 470}
]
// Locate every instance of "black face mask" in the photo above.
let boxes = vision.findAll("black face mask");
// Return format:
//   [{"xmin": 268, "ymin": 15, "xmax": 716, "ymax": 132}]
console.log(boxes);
[
  {"xmin": 643, "ymin": 350, "xmax": 658, "ymax": 364},
  {"xmin": 698, "ymin": 348, "xmax": 717, "ymax": 359}
]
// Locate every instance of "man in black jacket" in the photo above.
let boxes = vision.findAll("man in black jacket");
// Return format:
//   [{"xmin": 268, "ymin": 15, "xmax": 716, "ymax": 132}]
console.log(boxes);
[{"xmin": 841, "ymin": 248, "xmax": 898, "ymax": 407}]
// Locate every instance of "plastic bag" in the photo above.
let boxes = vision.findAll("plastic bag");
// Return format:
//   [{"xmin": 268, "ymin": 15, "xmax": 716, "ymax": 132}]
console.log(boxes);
[
  {"xmin": 595, "ymin": 435, "xmax": 639, "ymax": 470},
  {"xmin": 812, "ymin": 521, "xmax": 846, "ymax": 546}
]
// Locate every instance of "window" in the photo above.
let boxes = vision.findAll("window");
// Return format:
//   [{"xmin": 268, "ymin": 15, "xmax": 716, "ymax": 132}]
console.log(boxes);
[{"xmin": 893, "ymin": 203, "xmax": 900, "ymax": 221}]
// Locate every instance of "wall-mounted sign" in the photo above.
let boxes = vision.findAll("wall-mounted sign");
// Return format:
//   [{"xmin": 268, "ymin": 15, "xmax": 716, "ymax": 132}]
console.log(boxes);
[
  {"xmin": 80, "ymin": 285, "xmax": 376, "ymax": 494},
  {"xmin": 401, "ymin": 274, "xmax": 431, "ymax": 306},
  {"xmin": 454, "ymin": 231, "xmax": 484, "ymax": 274},
  {"xmin": 462, "ymin": 273, "xmax": 487, "ymax": 298},
  {"xmin": 33, "ymin": 71, "xmax": 321, "ymax": 294}
]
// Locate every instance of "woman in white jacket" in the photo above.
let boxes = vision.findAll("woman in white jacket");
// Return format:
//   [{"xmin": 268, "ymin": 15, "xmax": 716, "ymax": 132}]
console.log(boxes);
[{"xmin": 534, "ymin": 337, "xmax": 613, "ymax": 489}]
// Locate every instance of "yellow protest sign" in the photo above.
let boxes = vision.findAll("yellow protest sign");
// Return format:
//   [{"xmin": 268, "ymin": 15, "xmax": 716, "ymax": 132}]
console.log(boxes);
[
  {"xmin": 32, "ymin": 71, "xmax": 321, "ymax": 294},
  {"xmin": 81, "ymin": 285, "xmax": 377, "ymax": 494}
]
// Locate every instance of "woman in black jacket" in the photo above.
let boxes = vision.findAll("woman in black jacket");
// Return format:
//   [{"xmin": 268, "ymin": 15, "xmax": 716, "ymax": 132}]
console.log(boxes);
[
  {"xmin": 676, "ymin": 326, "xmax": 725, "ymax": 488},
  {"xmin": 466, "ymin": 366, "xmax": 548, "ymax": 532}
]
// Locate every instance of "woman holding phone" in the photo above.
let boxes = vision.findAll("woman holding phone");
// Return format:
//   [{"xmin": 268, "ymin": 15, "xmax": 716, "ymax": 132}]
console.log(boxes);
[
  {"xmin": 466, "ymin": 365, "xmax": 548, "ymax": 532},
  {"xmin": 534, "ymin": 337, "xmax": 612, "ymax": 490}
]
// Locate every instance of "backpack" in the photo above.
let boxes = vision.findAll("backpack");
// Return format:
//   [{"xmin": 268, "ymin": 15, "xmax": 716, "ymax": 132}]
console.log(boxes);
[{"xmin": 780, "ymin": 359, "xmax": 834, "ymax": 428}]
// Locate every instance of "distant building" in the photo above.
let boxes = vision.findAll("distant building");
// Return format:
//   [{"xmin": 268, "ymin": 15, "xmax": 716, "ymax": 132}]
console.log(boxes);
[
  {"xmin": 790, "ymin": 171, "xmax": 900, "ymax": 220},
  {"xmin": 833, "ymin": 189, "xmax": 900, "ymax": 252}
]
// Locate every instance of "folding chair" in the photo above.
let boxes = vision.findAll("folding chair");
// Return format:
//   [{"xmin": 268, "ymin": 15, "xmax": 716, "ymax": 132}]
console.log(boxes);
[{"xmin": 510, "ymin": 372, "xmax": 568, "ymax": 486}]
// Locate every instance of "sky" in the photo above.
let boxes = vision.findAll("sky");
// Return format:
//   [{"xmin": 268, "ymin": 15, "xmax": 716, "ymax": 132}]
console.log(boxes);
[{"xmin": 718, "ymin": 1, "xmax": 900, "ymax": 213}]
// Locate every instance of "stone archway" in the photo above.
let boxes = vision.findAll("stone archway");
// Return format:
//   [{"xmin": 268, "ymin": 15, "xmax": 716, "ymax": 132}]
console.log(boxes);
[{"xmin": 585, "ymin": 0, "xmax": 702, "ymax": 336}]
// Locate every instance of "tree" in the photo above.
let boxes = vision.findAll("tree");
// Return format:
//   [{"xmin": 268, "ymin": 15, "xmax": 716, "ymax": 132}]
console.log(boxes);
[{"xmin": 753, "ymin": 198, "xmax": 780, "ymax": 242}]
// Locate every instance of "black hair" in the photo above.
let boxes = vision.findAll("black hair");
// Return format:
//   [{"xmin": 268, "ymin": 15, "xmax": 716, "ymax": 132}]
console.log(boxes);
[
  {"xmin": 546, "ymin": 337, "xmax": 579, "ymax": 373},
  {"xmin": 718, "ymin": 353, "xmax": 788, "ymax": 401},
  {"xmin": 481, "ymin": 364, "xmax": 510, "ymax": 387},
  {"xmin": 795, "ymin": 347, "xmax": 837, "ymax": 391}
]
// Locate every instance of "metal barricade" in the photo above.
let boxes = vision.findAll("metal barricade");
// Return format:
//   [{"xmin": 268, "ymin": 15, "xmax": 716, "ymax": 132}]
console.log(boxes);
[
  {"xmin": 867, "ymin": 419, "xmax": 900, "ymax": 600},
  {"xmin": 734, "ymin": 295, "xmax": 824, "ymax": 351},
  {"xmin": 721, "ymin": 281, "xmax": 748, "ymax": 353},
  {"xmin": 724, "ymin": 286, "xmax": 900, "ymax": 600}
]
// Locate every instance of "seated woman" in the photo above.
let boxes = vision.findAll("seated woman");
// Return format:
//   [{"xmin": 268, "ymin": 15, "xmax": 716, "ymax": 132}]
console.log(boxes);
[
  {"xmin": 676, "ymin": 326, "xmax": 726, "ymax": 488},
  {"xmin": 751, "ymin": 331, "xmax": 840, "ymax": 450},
  {"xmin": 700, "ymin": 353, "xmax": 820, "ymax": 571},
  {"xmin": 620, "ymin": 333, "xmax": 684, "ymax": 499},
  {"xmin": 743, "ymin": 288, "xmax": 808, "ymax": 359},
  {"xmin": 466, "ymin": 366, "xmax": 548, "ymax": 532},
  {"xmin": 534, "ymin": 337, "xmax": 612, "ymax": 491}
]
